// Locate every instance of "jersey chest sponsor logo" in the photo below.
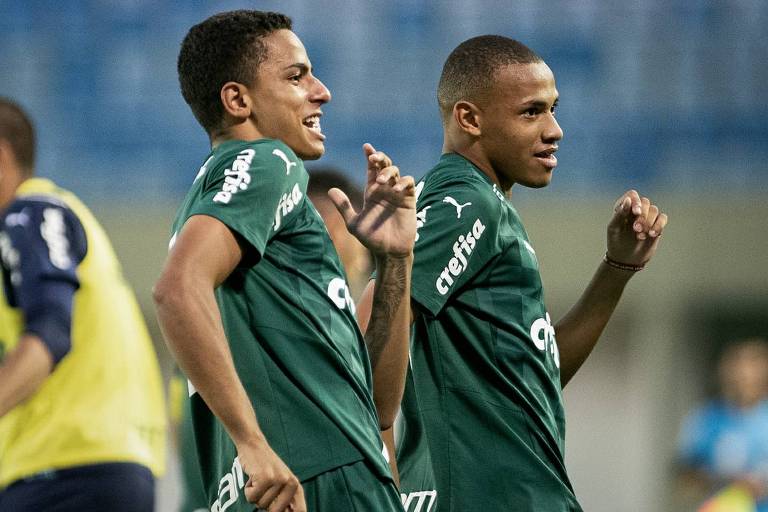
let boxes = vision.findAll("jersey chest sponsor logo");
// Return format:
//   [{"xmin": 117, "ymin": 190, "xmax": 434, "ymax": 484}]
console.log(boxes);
[
  {"xmin": 327, "ymin": 277, "xmax": 355, "ymax": 314},
  {"xmin": 529, "ymin": 312, "xmax": 560, "ymax": 368},
  {"xmin": 401, "ymin": 490, "xmax": 437, "ymax": 512},
  {"xmin": 213, "ymin": 149, "xmax": 256, "ymax": 204},
  {"xmin": 273, "ymin": 183, "xmax": 303, "ymax": 231},
  {"xmin": 435, "ymin": 218, "xmax": 486, "ymax": 295},
  {"xmin": 210, "ymin": 456, "xmax": 245, "ymax": 512}
]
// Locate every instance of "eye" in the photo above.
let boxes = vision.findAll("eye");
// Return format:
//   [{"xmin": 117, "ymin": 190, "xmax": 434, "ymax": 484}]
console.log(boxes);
[
  {"xmin": 289, "ymin": 74, "xmax": 301, "ymax": 83},
  {"xmin": 524, "ymin": 108, "xmax": 538, "ymax": 117}
]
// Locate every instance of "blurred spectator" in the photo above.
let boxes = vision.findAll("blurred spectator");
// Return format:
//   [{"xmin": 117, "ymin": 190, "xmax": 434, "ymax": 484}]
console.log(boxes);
[
  {"xmin": 0, "ymin": 98, "xmax": 166, "ymax": 511},
  {"xmin": 307, "ymin": 167, "xmax": 372, "ymax": 299},
  {"xmin": 676, "ymin": 337, "xmax": 768, "ymax": 512}
]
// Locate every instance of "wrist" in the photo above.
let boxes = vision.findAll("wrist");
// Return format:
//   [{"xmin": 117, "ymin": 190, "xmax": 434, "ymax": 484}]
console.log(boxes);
[
  {"xmin": 374, "ymin": 251, "xmax": 414, "ymax": 265},
  {"xmin": 603, "ymin": 252, "xmax": 646, "ymax": 272}
]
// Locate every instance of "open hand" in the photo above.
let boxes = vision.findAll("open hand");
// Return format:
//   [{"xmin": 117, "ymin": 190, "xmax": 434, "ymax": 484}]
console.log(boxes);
[
  {"xmin": 606, "ymin": 190, "xmax": 668, "ymax": 267},
  {"xmin": 328, "ymin": 143, "xmax": 416, "ymax": 258}
]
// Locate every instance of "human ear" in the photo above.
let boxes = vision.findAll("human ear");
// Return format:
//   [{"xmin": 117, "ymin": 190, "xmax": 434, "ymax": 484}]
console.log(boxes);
[
  {"xmin": 220, "ymin": 82, "xmax": 252, "ymax": 121},
  {"xmin": 453, "ymin": 101, "xmax": 482, "ymax": 137}
]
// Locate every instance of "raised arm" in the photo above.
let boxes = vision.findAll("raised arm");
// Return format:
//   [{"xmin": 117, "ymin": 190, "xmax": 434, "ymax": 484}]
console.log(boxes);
[
  {"xmin": 153, "ymin": 215, "xmax": 304, "ymax": 512},
  {"xmin": 556, "ymin": 190, "xmax": 668, "ymax": 387},
  {"xmin": 330, "ymin": 143, "xmax": 416, "ymax": 429}
]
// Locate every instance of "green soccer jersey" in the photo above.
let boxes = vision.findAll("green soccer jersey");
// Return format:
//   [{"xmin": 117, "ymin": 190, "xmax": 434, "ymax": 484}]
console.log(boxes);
[
  {"xmin": 397, "ymin": 153, "xmax": 582, "ymax": 511},
  {"xmin": 170, "ymin": 139, "xmax": 392, "ymax": 512}
]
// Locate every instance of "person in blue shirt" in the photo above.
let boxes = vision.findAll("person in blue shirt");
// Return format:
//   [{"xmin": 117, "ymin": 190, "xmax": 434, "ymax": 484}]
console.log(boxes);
[{"xmin": 677, "ymin": 337, "xmax": 768, "ymax": 511}]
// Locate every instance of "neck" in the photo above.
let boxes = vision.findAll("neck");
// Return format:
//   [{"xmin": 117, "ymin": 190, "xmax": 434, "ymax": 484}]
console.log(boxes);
[
  {"xmin": 210, "ymin": 121, "xmax": 264, "ymax": 149},
  {"xmin": 0, "ymin": 170, "xmax": 26, "ymax": 211},
  {"xmin": 443, "ymin": 136, "xmax": 511, "ymax": 193}
]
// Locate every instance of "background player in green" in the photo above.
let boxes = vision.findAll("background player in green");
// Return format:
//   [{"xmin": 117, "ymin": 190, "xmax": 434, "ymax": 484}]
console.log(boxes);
[
  {"xmin": 154, "ymin": 10, "xmax": 415, "ymax": 512},
  {"xmin": 359, "ymin": 36, "xmax": 669, "ymax": 511}
]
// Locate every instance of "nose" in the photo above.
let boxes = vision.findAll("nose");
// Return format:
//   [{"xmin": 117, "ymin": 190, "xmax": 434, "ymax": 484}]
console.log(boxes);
[
  {"xmin": 311, "ymin": 76, "xmax": 331, "ymax": 104},
  {"xmin": 543, "ymin": 114, "xmax": 563, "ymax": 143}
]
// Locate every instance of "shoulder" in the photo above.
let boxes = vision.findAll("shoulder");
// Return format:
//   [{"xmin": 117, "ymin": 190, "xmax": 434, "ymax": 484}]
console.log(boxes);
[
  {"xmin": 2, "ymin": 196, "xmax": 79, "ymax": 231},
  {"xmin": 208, "ymin": 139, "xmax": 301, "ymax": 177},
  {"xmin": 416, "ymin": 164, "xmax": 504, "ymax": 222}
]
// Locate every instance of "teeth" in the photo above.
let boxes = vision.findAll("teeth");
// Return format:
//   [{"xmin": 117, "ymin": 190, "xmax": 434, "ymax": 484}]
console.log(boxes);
[{"xmin": 303, "ymin": 115, "xmax": 320, "ymax": 130}]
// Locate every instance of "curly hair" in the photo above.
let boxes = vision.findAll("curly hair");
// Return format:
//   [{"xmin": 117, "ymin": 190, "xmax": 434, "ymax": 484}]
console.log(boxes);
[
  {"xmin": 178, "ymin": 10, "xmax": 292, "ymax": 133},
  {"xmin": 437, "ymin": 35, "xmax": 543, "ymax": 121}
]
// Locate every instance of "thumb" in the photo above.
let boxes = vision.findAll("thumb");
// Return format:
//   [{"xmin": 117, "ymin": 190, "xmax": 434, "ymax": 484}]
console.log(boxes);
[{"xmin": 327, "ymin": 188, "xmax": 357, "ymax": 225}]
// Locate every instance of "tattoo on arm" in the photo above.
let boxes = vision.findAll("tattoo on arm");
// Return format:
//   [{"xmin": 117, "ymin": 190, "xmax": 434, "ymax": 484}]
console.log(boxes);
[{"xmin": 365, "ymin": 257, "xmax": 408, "ymax": 368}]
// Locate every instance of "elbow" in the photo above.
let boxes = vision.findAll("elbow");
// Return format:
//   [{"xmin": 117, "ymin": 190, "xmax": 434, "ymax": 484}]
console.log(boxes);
[
  {"xmin": 376, "ymin": 403, "xmax": 399, "ymax": 431},
  {"xmin": 379, "ymin": 416, "xmax": 395, "ymax": 431},
  {"xmin": 153, "ymin": 271, "xmax": 181, "ymax": 310}
]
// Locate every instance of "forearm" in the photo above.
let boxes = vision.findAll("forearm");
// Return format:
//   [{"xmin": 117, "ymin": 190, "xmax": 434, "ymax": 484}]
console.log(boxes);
[
  {"xmin": 366, "ymin": 254, "xmax": 412, "ymax": 429},
  {"xmin": 556, "ymin": 260, "xmax": 634, "ymax": 387},
  {"xmin": 154, "ymin": 279, "xmax": 265, "ymax": 447},
  {"xmin": 0, "ymin": 334, "xmax": 54, "ymax": 418}
]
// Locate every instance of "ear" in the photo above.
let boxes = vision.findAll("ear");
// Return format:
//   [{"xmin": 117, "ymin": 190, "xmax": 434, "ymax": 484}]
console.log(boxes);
[
  {"xmin": 220, "ymin": 82, "xmax": 253, "ymax": 121},
  {"xmin": 453, "ymin": 101, "xmax": 482, "ymax": 137}
]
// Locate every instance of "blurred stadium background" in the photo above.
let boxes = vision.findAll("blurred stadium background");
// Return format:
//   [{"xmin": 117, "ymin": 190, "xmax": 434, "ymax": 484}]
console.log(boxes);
[{"xmin": 2, "ymin": 1, "xmax": 766, "ymax": 510}]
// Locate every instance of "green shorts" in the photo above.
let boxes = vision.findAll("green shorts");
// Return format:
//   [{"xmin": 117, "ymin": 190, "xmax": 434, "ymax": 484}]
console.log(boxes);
[{"xmin": 303, "ymin": 460, "xmax": 403, "ymax": 511}]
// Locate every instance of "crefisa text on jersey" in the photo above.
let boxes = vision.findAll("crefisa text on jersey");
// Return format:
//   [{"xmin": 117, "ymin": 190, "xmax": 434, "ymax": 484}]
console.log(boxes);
[{"xmin": 435, "ymin": 218, "xmax": 485, "ymax": 295}]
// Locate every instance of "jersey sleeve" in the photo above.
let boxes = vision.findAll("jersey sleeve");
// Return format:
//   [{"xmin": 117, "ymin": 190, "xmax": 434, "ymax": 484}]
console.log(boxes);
[
  {"xmin": 186, "ymin": 141, "xmax": 305, "ymax": 258},
  {"xmin": 410, "ymin": 176, "xmax": 502, "ymax": 316},
  {"xmin": 0, "ymin": 198, "xmax": 88, "ymax": 364}
]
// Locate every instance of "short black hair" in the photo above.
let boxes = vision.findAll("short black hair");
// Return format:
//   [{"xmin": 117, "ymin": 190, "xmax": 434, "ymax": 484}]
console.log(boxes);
[
  {"xmin": 307, "ymin": 167, "xmax": 363, "ymax": 210},
  {"xmin": 0, "ymin": 97, "xmax": 35, "ymax": 175},
  {"xmin": 437, "ymin": 35, "xmax": 543, "ymax": 120},
  {"xmin": 178, "ymin": 10, "xmax": 293, "ymax": 133}
]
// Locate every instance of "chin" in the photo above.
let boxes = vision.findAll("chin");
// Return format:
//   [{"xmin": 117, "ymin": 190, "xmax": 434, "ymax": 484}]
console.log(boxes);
[{"xmin": 295, "ymin": 144, "xmax": 325, "ymax": 161}]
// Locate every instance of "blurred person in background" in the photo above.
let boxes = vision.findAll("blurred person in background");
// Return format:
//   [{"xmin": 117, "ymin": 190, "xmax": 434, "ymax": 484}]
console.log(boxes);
[
  {"xmin": 154, "ymin": 10, "xmax": 414, "ymax": 512},
  {"xmin": 360, "ymin": 35, "xmax": 668, "ymax": 511},
  {"xmin": 676, "ymin": 337, "xmax": 768, "ymax": 512},
  {"xmin": 307, "ymin": 167, "xmax": 372, "ymax": 299},
  {"xmin": 0, "ymin": 98, "xmax": 166, "ymax": 511}
]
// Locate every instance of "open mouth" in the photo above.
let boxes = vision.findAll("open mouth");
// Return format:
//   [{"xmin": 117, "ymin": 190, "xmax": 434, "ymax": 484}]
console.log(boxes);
[{"xmin": 303, "ymin": 114, "xmax": 324, "ymax": 139}]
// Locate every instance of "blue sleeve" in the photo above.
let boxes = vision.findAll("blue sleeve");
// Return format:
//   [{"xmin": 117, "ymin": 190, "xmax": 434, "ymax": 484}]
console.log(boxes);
[
  {"xmin": 1, "ymin": 198, "xmax": 87, "ymax": 365},
  {"xmin": 677, "ymin": 405, "xmax": 713, "ymax": 468}
]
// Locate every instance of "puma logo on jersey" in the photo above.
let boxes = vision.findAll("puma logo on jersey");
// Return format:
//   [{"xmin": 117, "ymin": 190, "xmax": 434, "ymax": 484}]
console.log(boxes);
[
  {"xmin": 210, "ymin": 456, "xmax": 245, "ymax": 512},
  {"xmin": 529, "ymin": 312, "xmax": 560, "ymax": 368},
  {"xmin": 327, "ymin": 277, "xmax": 356, "ymax": 314},
  {"xmin": 435, "ymin": 218, "xmax": 486, "ymax": 295},
  {"xmin": 272, "ymin": 149, "xmax": 297, "ymax": 175},
  {"xmin": 443, "ymin": 196, "xmax": 471, "ymax": 218},
  {"xmin": 273, "ymin": 183, "xmax": 303, "ymax": 231},
  {"xmin": 401, "ymin": 490, "xmax": 437, "ymax": 512},
  {"xmin": 415, "ymin": 206, "xmax": 431, "ymax": 242},
  {"xmin": 213, "ymin": 148, "xmax": 256, "ymax": 204}
]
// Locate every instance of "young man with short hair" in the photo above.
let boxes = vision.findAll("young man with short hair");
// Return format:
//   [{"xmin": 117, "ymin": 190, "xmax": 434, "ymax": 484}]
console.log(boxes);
[
  {"xmin": 154, "ymin": 10, "xmax": 415, "ymax": 512},
  {"xmin": 360, "ymin": 35, "xmax": 668, "ymax": 511}
]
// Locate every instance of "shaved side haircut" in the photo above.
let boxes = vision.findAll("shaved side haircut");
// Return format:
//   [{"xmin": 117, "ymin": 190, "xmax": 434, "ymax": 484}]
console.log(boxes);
[{"xmin": 437, "ymin": 35, "xmax": 543, "ymax": 121}]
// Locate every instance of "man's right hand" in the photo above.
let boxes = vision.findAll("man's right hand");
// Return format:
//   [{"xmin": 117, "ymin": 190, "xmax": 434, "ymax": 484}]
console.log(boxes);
[{"xmin": 240, "ymin": 440, "xmax": 306, "ymax": 512}]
